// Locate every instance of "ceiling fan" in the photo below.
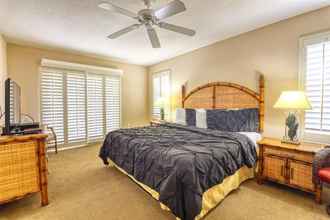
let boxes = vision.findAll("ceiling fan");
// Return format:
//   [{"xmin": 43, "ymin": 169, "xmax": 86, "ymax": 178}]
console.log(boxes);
[{"xmin": 98, "ymin": 0, "xmax": 196, "ymax": 48}]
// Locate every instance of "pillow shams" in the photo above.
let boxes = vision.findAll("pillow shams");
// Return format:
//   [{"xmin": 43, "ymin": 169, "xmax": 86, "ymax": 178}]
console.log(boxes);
[
  {"xmin": 175, "ymin": 108, "xmax": 186, "ymax": 125},
  {"xmin": 206, "ymin": 108, "xmax": 259, "ymax": 132},
  {"xmin": 196, "ymin": 109, "xmax": 207, "ymax": 129},
  {"xmin": 185, "ymin": 109, "xmax": 196, "ymax": 126}
]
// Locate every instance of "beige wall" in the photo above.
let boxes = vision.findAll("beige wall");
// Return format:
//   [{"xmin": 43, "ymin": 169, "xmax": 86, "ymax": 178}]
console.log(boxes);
[
  {"xmin": 148, "ymin": 6, "xmax": 330, "ymax": 139},
  {"xmin": 7, "ymin": 43, "xmax": 148, "ymax": 128},
  {"xmin": 0, "ymin": 34, "xmax": 7, "ymax": 115}
]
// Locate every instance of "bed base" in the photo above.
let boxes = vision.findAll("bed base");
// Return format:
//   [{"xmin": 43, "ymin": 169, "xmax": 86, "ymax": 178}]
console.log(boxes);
[{"xmin": 108, "ymin": 160, "xmax": 255, "ymax": 220}]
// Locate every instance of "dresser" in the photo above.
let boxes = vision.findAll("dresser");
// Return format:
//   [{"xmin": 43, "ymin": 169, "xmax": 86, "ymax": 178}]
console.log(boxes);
[
  {"xmin": 0, "ymin": 134, "xmax": 49, "ymax": 206},
  {"xmin": 257, "ymin": 138, "xmax": 325, "ymax": 203}
]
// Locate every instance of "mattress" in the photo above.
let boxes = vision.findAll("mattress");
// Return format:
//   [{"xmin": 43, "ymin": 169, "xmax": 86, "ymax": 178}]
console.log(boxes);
[
  {"xmin": 239, "ymin": 132, "xmax": 262, "ymax": 149},
  {"xmin": 100, "ymin": 124, "xmax": 258, "ymax": 220}
]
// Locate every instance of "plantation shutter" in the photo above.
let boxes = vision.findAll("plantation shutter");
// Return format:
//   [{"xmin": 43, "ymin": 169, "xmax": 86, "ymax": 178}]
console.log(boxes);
[
  {"xmin": 67, "ymin": 72, "xmax": 87, "ymax": 143},
  {"xmin": 105, "ymin": 75, "xmax": 121, "ymax": 132},
  {"xmin": 40, "ymin": 60, "xmax": 122, "ymax": 149},
  {"xmin": 304, "ymin": 39, "xmax": 330, "ymax": 133},
  {"xmin": 87, "ymin": 74, "xmax": 104, "ymax": 140},
  {"xmin": 152, "ymin": 75, "xmax": 161, "ymax": 118},
  {"xmin": 324, "ymin": 42, "xmax": 330, "ymax": 131},
  {"xmin": 9, "ymin": 81, "xmax": 16, "ymax": 124},
  {"xmin": 152, "ymin": 71, "xmax": 171, "ymax": 119},
  {"xmin": 40, "ymin": 70, "xmax": 65, "ymax": 145}
]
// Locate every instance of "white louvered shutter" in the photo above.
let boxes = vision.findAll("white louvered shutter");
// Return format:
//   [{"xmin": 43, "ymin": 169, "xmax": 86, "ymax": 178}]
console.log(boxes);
[
  {"xmin": 304, "ymin": 39, "xmax": 330, "ymax": 133},
  {"xmin": 161, "ymin": 73, "xmax": 170, "ymax": 118},
  {"xmin": 40, "ymin": 64, "xmax": 122, "ymax": 149},
  {"xmin": 87, "ymin": 74, "xmax": 104, "ymax": 140},
  {"xmin": 105, "ymin": 76, "xmax": 121, "ymax": 132},
  {"xmin": 9, "ymin": 81, "xmax": 15, "ymax": 124},
  {"xmin": 41, "ymin": 70, "xmax": 65, "ymax": 145},
  {"xmin": 152, "ymin": 75, "xmax": 161, "ymax": 118},
  {"xmin": 152, "ymin": 71, "xmax": 171, "ymax": 119},
  {"xmin": 67, "ymin": 72, "xmax": 86, "ymax": 143},
  {"xmin": 324, "ymin": 42, "xmax": 330, "ymax": 131}
]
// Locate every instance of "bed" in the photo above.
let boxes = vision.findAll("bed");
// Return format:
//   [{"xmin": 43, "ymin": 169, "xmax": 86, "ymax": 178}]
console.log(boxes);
[{"xmin": 99, "ymin": 75, "xmax": 265, "ymax": 220}]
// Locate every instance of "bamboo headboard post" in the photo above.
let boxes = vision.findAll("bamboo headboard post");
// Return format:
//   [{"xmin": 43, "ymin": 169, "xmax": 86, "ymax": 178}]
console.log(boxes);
[
  {"xmin": 182, "ymin": 84, "xmax": 186, "ymax": 108},
  {"xmin": 259, "ymin": 74, "xmax": 265, "ymax": 133}
]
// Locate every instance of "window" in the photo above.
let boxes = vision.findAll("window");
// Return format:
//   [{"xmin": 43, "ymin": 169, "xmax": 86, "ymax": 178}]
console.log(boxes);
[
  {"xmin": 40, "ymin": 70, "xmax": 65, "ymax": 145},
  {"xmin": 67, "ymin": 72, "xmax": 86, "ymax": 144},
  {"xmin": 40, "ymin": 60, "xmax": 121, "ymax": 149},
  {"xmin": 152, "ymin": 70, "xmax": 171, "ymax": 119},
  {"xmin": 87, "ymin": 74, "xmax": 104, "ymax": 141},
  {"xmin": 300, "ymin": 31, "xmax": 330, "ymax": 143}
]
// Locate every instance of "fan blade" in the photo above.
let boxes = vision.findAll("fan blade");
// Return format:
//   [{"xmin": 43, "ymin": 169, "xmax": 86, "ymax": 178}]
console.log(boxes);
[
  {"xmin": 146, "ymin": 25, "xmax": 161, "ymax": 48},
  {"xmin": 154, "ymin": 0, "xmax": 186, "ymax": 20},
  {"xmin": 159, "ymin": 22, "xmax": 195, "ymax": 36},
  {"xmin": 98, "ymin": 1, "xmax": 138, "ymax": 19},
  {"xmin": 108, "ymin": 24, "xmax": 141, "ymax": 39}
]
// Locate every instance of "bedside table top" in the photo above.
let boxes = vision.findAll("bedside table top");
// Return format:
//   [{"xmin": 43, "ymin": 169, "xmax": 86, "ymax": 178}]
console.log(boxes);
[
  {"xmin": 150, "ymin": 119, "xmax": 167, "ymax": 124},
  {"xmin": 258, "ymin": 137, "xmax": 325, "ymax": 153}
]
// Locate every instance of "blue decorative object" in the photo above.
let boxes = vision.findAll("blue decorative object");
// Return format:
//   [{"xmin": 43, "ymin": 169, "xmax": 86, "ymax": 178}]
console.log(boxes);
[
  {"xmin": 160, "ymin": 108, "xmax": 165, "ymax": 120},
  {"xmin": 285, "ymin": 113, "xmax": 299, "ymax": 141}
]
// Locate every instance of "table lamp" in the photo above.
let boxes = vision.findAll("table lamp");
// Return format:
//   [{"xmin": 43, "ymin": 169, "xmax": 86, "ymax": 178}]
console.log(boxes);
[{"xmin": 274, "ymin": 91, "xmax": 312, "ymax": 145}]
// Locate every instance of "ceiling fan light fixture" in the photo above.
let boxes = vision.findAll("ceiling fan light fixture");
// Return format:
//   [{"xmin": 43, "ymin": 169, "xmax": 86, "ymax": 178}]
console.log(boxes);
[{"xmin": 99, "ymin": 0, "xmax": 196, "ymax": 49}]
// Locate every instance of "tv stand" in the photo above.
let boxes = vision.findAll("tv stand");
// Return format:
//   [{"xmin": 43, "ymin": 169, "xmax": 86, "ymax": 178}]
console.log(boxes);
[
  {"xmin": 0, "ymin": 134, "xmax": 49, "ymax": 206},
  {"xmin": 2, "ymin": 122, "xmax": 41, "ymax": 135}
]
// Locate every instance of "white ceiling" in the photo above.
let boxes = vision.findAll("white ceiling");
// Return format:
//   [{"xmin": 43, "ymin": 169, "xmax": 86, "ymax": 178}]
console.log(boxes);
[{"xmin": 0, "ymin": 0, "xmax": 329, "ymax": 66}]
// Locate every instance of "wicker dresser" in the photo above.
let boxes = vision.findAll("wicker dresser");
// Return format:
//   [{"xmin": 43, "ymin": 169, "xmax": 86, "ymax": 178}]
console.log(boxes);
[
  {"xmin": 0, "ymin": 134, "xmax": 48, "ymax": 206},
  {"xmin": 257, "ymin": 138, "xmax": 325, "ymax": 203}
]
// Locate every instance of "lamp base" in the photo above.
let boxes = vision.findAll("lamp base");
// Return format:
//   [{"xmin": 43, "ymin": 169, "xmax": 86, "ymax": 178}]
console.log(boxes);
[
  {"xmin": 283, "ymin": 112, "xmax": 300, "ymax": 145},
  {"xmin": 281, "ymin": 137, "xmax": 300, "ymax": 145}
]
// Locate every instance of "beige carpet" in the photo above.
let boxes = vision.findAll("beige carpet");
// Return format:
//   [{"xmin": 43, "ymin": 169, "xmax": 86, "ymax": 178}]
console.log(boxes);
[{"xmin": 1, "ymin": 144, "xmax": 330, "ymax": 220}]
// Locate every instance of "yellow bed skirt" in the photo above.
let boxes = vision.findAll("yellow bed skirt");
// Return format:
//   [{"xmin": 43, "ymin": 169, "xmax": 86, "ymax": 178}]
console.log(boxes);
[{"xmin": 108, "ymin": 160, "xmax": 255, "ymax": 220}]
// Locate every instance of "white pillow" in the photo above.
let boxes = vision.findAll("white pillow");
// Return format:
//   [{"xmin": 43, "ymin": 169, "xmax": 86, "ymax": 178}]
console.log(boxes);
[
  {"xmin": 196, "ymin": 109, "xmax": 207, "ymax": 129},
  {"xmin": 175, "ymin": 108, "xmax": 186, "ymax": 125}
]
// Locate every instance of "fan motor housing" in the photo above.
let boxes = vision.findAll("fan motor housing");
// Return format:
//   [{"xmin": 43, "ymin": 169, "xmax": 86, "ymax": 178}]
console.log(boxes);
[{"xmin": 138, "ymin": 9, "xmax": 157, "ymax": 24}]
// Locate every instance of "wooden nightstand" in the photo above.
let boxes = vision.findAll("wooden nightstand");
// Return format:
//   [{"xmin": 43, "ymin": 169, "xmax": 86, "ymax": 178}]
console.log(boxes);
[
  {"xmin": 257, "ymin": 138, "xmax": 325, "ymax": 203},
  {"xmin": 150, "ymin": 120, "xmax": 166, "ymax": 126}
]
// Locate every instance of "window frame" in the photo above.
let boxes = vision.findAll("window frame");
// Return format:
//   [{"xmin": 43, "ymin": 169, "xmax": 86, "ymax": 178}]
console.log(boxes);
[
  {"xmin": 39, "ymin": 59, "xmax": 122, "ymax": 149},
  {"xmin": 151, "ymin": 69, "xmax": 172, "ymax": 120},
  {"xmin": 299, "ymin": 30, "xmax": 330, "ymax": 144}
]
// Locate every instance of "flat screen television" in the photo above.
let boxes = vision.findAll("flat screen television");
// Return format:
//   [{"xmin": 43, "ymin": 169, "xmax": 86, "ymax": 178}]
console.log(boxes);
[
  {"xmin": 3, "ymin": 78, "xmax": 40, "ymax": 135},
  {"xmin": 3, "ymin": 78, "xmax": 22, "ymax": 135}
]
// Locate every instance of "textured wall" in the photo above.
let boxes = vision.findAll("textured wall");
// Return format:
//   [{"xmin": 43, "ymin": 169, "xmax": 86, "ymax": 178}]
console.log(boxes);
[
  {"xmin": 7, "ymin": 43, "xmax": 149, "ymax": 128},
  {"xmin": 0, "ymin": 34, "xmax": 7, "ymax": 115},
  {"xmin": 148, "ymin": 7, "xmax": 330, "ymax": 139}
]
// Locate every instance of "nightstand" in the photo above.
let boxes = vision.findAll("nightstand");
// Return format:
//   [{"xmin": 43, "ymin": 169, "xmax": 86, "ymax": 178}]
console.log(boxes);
[
  {"xmin": 150, "ymin": 119, "xmax": 166, "ymax": 126},
  {"xmin": 257, "ymin": 138, "xmax": 325, "ymax": 203}
]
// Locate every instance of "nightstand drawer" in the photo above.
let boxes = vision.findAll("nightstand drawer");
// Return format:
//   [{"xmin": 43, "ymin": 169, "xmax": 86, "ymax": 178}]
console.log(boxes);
[{"xmin": 264, "ymin": 146, "xmax": 314, "ymax": 163}]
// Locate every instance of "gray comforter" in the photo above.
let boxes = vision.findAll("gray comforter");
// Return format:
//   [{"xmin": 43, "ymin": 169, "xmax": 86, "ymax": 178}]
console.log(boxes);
[{"xmin": 99, "ymin": 123, "xmax": 257, "ymax": 220}]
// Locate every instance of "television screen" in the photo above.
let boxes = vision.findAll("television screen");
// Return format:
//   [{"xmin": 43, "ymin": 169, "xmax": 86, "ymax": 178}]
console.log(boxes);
[
  {"xmin": 9, "ymin": 79, "xmax": 21, "ymax": 124},
  {"xmin": 4, "ymin": 78, "xmax": 21, "ymax": 134}
]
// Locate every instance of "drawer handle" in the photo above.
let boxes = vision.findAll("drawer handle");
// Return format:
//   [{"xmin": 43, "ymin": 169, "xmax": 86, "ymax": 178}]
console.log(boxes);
[{"xmin": 290, "ymin": 168, "xmax": 294, "ymax": 179}]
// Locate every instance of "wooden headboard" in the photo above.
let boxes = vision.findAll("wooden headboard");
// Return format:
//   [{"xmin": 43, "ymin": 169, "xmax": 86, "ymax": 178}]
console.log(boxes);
[{"xmin": 181, "ymin": 75, "xmax": 265, "ymax": 132}]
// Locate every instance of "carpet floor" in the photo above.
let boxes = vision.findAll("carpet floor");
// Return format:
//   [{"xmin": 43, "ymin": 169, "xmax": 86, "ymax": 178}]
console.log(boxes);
[{"xmin": 1, "ymin": 144, "xmax": 330, "ymax": 220}]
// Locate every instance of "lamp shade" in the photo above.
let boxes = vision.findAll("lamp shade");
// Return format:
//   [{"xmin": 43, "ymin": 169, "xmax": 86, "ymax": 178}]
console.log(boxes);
[{"xmin": 274, "ymin": 91, "xmax": 312, "ymax": 110}]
